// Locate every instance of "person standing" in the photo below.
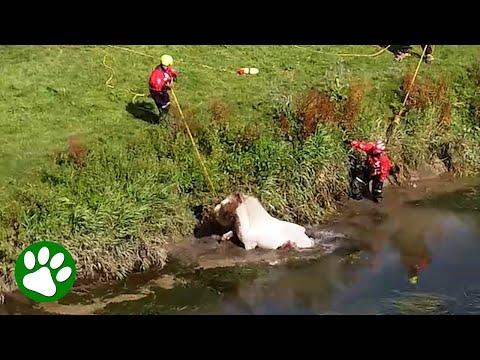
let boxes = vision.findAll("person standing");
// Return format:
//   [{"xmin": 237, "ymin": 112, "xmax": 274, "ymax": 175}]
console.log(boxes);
[{"xmin": 148, "ymin": 54, "xmax": 177, "ymax": 117}]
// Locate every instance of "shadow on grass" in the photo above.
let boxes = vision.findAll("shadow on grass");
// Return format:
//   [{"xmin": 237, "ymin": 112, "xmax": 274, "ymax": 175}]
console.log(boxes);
[{"xmin": 126, "ymin": 101, "xmax": 159, "ymax": 125}]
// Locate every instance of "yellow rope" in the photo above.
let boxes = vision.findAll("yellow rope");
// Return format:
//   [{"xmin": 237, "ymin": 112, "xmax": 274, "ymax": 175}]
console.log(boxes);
[
  {"xmin": 401, "ymin": 47, "xmax": 428, "ymax": 108},
  {"xmin": 199, "ymin": 63, "xmax": 229, "ymax": 73},
  {"xmin": 170, "ymin": 89, "xmax": 217, "ymax": 195},
  {"xmin": 293, "ymin": 45, "xmax": 391, "ymax": 58},
  {"xmin": 386, "ymin": 45, "xmax": 429, "ymax": 144},
  {"xmin": 105, "ymin": 45, "xmax": 392, "ymax": 83},
  {"xmin": 129, "ymin": 89, "xmax": 147, "ymax": 103},
  {"xmin": 102, "ymin": 54, "xmax": 148, "ymax": 102},
  {"xmin": 107, "ymin": 45, "xmax": 229, "ymax": 73},
  {"xmin": 107, "ymin": 45, "xmax": 155, "ymax": 59},
  {"xmin": 337, "ymin": 45, "xmax": 391, "ymax": 57},
  {"xmin": 102, "ymin": 55, "xmax": 115, "ymax": 88}
]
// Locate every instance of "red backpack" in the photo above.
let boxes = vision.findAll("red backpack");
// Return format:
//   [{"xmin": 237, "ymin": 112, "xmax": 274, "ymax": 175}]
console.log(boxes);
[{"xmin": 149, "ymin": 67, "xmax": 166, "ymax": 92}]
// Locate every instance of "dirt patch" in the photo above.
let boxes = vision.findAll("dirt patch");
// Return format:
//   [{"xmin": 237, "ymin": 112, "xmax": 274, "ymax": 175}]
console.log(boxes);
[
  {"xmin": 38, "ymin": 292, "xmax": 150, "ymax": 315},
  {"xmin": 402, "ymin": 159, "xmax": 448, "ymax": 182},
  {"xmin": 39, "ymin": 301, "xmax": 107, "ymax": 315},
  {"xmin": 145, "ymin": 274, "xmax": 184, "ymax": 289},
  {"xmin": 167, "ymin": 229, "xmax": 353, "ymax": 271}
]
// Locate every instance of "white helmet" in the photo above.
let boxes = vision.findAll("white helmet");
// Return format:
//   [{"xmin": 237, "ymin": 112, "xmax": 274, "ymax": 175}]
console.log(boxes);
[{"xmin": 375, "ymin": 140, "xmax": 386, "ymax": 152}]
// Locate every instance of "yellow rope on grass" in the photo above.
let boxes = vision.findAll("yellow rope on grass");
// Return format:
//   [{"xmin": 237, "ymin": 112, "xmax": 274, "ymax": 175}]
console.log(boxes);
[
  {"xmin": 105, "ymin": 45, "xmax": 393, "ymax": 82},
  {"xmin": 129, "ymin": 90, "xmax": 147, "ymax": 103},
  {"xmin": 101, "ymin": 51, "xmax": 149, "ymax": 101},
  {"xmin": 102, "ymin": 55, "xmax": 148, "ymax": 102},
  {"xmin": 170, "ymin": 89, "xmax": 217, "ymax": 196},
  {"xmin": 293, "ymin": 45, "xmax": 391, "ymax": 58},
  {"xmin": 107, "ymin": 45, "xmax": 155, "ymax": 59},
  {"xmin": 102, "ymin": 55, "xmax": 115, "ymax": 88},
  {"xmin": 334, "ymin": 45, "xmax": 391, "ymax": 57},
  {"xmin": 199, "ymin": 63, "xmax": 229, "ymax": 73}
]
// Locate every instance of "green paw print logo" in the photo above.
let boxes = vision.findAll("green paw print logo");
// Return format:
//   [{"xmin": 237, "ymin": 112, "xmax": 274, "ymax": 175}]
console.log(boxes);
[{"xmin": 15, "ymin": 241, "xmax": 76, "ymax": 303}]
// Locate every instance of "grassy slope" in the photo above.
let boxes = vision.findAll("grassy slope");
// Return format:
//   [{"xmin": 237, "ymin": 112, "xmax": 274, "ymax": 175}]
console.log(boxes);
[{"xmin": 1, "ymin": 45, "xmax": 480, "ymax": 296}]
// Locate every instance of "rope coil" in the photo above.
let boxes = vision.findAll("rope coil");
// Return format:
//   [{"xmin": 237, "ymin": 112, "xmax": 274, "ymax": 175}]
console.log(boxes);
[{"xmin": 102, "ymin": 55, "xmax": 115, "ymax": 88}]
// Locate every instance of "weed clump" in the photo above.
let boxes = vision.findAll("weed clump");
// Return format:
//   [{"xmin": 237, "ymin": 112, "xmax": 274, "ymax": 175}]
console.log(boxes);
[
  {"xmin": 51, "ymin": 136, "xmax": 89, "ymax": 169},
  {"xmin": 209, "ymin": 99, "xmax": 229, "ymax": 127},
  {"xmin": 274, "ymin": 79, "xmax": 366, "ymax": 140},
  {"xmin": 67, "ymin": 136, "xmax": 88, "ymax": 168},
  {"xmin": 340, "ymin": 80, "xmax": 366, "ymax": 131},
  {"xmin": 401, "ymin": 73, "xmax": 452, "ymax": 128},
  {"xmin": 297, "ymin": 89, "xmax": 338, "ymax": 139}
]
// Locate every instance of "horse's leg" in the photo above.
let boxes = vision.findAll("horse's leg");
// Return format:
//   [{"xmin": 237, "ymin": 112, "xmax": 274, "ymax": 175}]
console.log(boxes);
[
  {"xmin": 241, "ymin": 231, "xmax": 258, "ymax": 251},
  {"xmin": 278, "ymin": 241, "xmax": 294, "ymax": 251}
]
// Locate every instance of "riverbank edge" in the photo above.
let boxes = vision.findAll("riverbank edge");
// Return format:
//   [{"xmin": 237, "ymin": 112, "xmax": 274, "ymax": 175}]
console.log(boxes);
[{"xmin": 2, "ymin": 161, "xmax": 468, "ymax": 305}]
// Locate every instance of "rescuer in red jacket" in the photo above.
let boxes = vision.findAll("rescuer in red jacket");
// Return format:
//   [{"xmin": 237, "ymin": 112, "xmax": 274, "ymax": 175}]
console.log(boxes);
[
  {"xmin": 148, "ymin": 54, "xmax": 177, "ymax": 117},
  {"xmin": 350, "ymin": 139, "xmax": 393, "ymax": 200}
]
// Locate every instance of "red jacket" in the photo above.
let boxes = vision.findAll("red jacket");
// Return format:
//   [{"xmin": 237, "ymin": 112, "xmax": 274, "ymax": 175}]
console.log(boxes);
[
  {"xmin": 351, "ymin": 141, "xmax": 392, "ymax": 181},
  {"xmin": 149, "ymin": 66, "xmax": 177, "ymax": 92}
]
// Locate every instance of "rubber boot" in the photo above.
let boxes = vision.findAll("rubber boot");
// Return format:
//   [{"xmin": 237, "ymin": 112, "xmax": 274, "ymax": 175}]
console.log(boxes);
[
  {"xmin": 372, "ymin": 180, "xmax": 384, "ymax": 199},
  {"xmin": 350, "ymin": 177, "xmax": 365, "ymax": 200}
]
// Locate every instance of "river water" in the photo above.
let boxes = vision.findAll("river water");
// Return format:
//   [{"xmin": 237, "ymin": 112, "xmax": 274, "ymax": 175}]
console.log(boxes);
[{"xmin": 2, "ymin": 178, "xmax": 479, "ymax": 315}]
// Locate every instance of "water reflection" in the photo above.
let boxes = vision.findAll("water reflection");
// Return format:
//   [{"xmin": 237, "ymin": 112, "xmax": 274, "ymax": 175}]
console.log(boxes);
[
  {"xmin": 100, "ymin": 186, "xmax": 480, "ymax": 314},
  {"xmin": 217, "ymin": 191, "xmax": 480, "ymax": 314}
]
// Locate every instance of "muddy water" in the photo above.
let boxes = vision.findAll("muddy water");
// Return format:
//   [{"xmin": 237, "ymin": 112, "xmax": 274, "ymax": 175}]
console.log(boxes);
[{"xmin": 2, "ymin": 177, "xmax": 480, "ymax": 315}]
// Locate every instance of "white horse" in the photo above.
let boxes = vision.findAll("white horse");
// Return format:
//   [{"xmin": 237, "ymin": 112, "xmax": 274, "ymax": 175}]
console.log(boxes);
[{"xmin": 213, "ymin": 193, "xmax": 315, "ymax": 250}]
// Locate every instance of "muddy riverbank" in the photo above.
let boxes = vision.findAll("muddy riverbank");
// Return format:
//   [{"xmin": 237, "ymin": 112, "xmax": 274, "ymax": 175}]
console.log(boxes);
[
  {"xmin": 1, "ymin": 174, "xmax": 479, "ymax": 315},
  {"xmin": 166, "ymin": 173, "xmax": 473, "ymax": 269}
]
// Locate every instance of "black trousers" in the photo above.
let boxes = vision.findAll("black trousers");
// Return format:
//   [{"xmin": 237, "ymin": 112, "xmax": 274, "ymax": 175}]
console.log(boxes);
[
  {"xmin": 350, "ymin": 168, "xmax": 383, "ymax": 200},
  {"xmin": 396, "ymin": 45, "xmax": 433, "ymax": 56},
  {"xmin": 150, "ymin": 90, "xmax": 171, "ymax": 114}
]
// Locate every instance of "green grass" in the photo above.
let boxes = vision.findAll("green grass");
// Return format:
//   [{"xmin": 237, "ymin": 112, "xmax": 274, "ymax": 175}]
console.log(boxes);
[
  {"xmin": 383, "ymin": 291, "xmax": 456, "ymax": 315},
  {"xmin": 1, "ymin": 45, "xmax": 480, "ymax": 298}
]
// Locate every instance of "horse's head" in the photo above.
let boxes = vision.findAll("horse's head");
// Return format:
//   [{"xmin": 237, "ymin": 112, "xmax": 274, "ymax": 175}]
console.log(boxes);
[{"xmin": 213, "ymin": 193, "xmax": 245, "ymax": 227}]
